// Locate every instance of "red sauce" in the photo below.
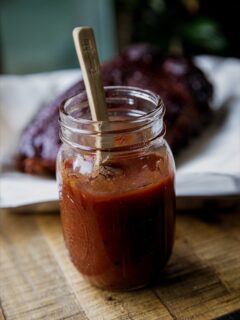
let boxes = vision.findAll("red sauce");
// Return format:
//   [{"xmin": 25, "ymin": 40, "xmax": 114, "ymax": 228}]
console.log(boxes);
[{"xmin": 60, "ymin": 154, "xmax": 175, "ymax": 290}]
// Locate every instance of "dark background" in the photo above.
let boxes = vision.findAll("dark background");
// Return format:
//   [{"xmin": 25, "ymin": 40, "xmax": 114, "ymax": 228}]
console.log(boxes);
[{"xmin": 116, "ymin": 0, "xmax": 240, "ymax": 57}]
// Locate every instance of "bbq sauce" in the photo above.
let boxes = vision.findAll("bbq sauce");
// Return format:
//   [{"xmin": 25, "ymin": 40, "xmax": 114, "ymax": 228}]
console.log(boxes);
[{"xmin": 59, "ymin": 153, "xmax": 175, "ymax": 290}]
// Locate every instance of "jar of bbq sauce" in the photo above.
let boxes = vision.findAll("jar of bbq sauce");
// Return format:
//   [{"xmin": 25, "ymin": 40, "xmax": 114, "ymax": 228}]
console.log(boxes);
[{"xmin": 57, "ymin": 86, "xmax": 176, "ymax": 290}]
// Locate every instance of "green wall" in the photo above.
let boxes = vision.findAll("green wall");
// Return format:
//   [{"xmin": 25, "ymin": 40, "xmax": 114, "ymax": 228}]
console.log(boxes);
[{"xmin": 0, "ymin": 0, "xmax": 117, "ymax": 74}]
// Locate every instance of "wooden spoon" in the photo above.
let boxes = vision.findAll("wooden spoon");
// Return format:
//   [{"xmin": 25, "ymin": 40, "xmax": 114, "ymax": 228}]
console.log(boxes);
[
  {"xmin": 72, "ymin": 26, "xmax": 108, "ymax": 121},
  {"xmin": 73, "ymin": 26, "xmax": 109, "ymax": 168}
]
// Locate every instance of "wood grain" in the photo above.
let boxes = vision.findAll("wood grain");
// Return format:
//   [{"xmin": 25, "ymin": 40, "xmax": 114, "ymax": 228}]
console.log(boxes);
[{"xmin": 0, "ymin": 207, "xmax": 239, "ymax": 320}]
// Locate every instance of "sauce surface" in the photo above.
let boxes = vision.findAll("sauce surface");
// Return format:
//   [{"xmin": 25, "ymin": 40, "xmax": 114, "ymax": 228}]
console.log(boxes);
[{"xmin": 60, "ymin": 153, "xmax": 175, "ymax": 290}]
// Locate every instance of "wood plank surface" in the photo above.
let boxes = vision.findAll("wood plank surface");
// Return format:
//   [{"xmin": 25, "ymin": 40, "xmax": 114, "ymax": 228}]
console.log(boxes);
[{"xmin": 0, "ymin": 207, "xmax": 239, "ymax": 320}]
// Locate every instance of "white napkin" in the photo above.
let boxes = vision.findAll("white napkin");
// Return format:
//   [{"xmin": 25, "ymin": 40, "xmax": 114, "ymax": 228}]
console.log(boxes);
[
  {"xmin": 0, "ymin": 57, "xmax": 240, "ymax": 209},
  {"xmin": 0, "ymin": 69, "xmax": 80, "ymax": 166},
  {"xmin": 176, "ymin": 56, "xmax": 240, "ymax": 198}
]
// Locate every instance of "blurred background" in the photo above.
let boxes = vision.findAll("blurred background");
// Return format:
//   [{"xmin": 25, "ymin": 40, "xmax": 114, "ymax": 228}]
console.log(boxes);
[{"xmin": 0, "ymin": 0, "xmax": 240, "ymax": 74}]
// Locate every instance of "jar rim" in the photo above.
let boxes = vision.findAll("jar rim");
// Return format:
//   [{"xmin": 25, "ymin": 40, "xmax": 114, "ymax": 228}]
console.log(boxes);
[
  {"xmin": 60, "ymin": 86, "xmax": 164, "ymax": 125},
  {"xmin": 59, "ymin": 86, "xmax": 166, "ymax": 152}
]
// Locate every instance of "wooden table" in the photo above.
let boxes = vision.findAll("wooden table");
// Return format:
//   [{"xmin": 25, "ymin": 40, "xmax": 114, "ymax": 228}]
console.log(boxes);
[{"xmin": 0, "ymin": 205, "xmax": 240, "ymax": 320}]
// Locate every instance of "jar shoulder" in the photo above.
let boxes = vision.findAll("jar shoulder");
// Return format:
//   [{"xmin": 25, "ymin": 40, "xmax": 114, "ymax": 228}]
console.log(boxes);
[{"xmin": 57, "ymin": 140, "xmax": 175, "ymax": 195}]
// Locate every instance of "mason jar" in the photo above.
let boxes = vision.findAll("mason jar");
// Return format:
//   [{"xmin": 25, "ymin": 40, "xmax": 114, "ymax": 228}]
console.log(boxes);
[{"xmin": 57, "ymin": 86, "xmax": 176, "ymax": 290}]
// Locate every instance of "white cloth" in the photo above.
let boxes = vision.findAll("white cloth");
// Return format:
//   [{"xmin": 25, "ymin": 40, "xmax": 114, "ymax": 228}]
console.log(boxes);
[{"xmin": 0, "ymin": 57, "xmax": 240, "ymax": 209}]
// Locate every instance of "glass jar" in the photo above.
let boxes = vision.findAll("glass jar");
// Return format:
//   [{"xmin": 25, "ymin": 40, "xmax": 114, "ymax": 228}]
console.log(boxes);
[{"xmin": 57, "ymin": 86, "xmax": 176, "ymax": 291}]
